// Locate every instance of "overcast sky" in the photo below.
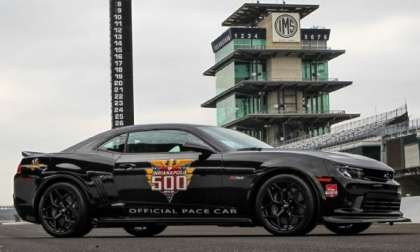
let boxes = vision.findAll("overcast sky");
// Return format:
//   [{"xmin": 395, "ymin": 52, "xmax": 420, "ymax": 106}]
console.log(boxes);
[{"xmin": 1, "ymin": 0, "xmax": 419, "ymax": 205}]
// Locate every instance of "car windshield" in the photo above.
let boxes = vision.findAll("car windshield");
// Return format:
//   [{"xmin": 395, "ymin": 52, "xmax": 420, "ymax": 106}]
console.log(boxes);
[{"xmin": 199, "ymin": 126, "xmax": 273, "ymax": 151}]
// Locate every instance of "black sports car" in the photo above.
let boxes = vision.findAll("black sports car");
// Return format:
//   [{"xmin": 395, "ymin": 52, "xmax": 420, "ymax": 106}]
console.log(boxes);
[{"xmin": 14, "ymin": 124, "xmax": 409, "ymax": 237}]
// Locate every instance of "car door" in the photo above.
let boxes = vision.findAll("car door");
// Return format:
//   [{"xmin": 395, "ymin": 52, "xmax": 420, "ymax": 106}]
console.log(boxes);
[{"xmin": 113, "ymin": 129, "xmax": 225, "ymax": 218}]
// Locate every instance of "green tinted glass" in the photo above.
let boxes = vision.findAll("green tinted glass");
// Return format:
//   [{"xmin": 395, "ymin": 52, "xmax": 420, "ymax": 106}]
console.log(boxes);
[
  {"xmin": 216, "ymin": 95, "xmax": 236, "ymax": 126},
  {"xmin": 215, "ymin": 39, "xmax": 266, "ymax": 63}
]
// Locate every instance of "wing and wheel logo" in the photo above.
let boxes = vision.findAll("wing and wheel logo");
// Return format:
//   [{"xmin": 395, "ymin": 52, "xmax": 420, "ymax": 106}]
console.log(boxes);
[
  {"xmin": 145, "ymin": 159, "xmax": 195, "ymax": 203},
  {"xmin": 274, "ymin": 14, "xmax": 298, "ymax": 38}
]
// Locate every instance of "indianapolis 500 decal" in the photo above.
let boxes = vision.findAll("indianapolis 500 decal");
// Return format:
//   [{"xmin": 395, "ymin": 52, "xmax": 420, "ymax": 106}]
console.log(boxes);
[{"xmin": 145, "ymin": 159, "xmax": 195, "ymax": 202}]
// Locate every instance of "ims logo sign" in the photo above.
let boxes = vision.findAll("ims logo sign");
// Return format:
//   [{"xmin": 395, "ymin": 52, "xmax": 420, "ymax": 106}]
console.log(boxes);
[{"xmin": 272, "ymin": 13, "xmax": 301, "ymax": 42}]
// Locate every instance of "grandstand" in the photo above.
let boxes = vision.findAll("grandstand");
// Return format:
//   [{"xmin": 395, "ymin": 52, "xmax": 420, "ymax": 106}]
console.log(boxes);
[
  {"xmin": 278, "ymin": 105, "xmax": 409, "ymax": 150},
  {"xmin": 382, "ymin": 118, "xmax": 420, "ymax": 139}
]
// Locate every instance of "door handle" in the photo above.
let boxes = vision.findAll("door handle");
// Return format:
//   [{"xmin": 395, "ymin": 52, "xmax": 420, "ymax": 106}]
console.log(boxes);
[{"xmin": 118, "ymin": 163, "xmax": 136, "ymax": 169}]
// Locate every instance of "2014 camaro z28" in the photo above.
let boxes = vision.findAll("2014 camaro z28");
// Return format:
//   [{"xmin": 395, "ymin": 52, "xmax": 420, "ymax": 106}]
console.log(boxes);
[{"xmin": 14, "ymin": 124, "xmax": 409, "ymax": 237}]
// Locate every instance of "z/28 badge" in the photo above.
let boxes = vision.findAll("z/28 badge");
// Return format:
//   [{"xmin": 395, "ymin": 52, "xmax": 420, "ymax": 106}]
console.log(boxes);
[{"xmin": 145, "ymin": 159, "xmax": 195, "ymax": 202}]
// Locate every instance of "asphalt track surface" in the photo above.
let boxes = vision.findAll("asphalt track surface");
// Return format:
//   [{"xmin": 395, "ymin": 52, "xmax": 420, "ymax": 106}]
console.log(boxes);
[{"xmin": 0, "ymin": 223, "xmax": 419, "ymax": 252}]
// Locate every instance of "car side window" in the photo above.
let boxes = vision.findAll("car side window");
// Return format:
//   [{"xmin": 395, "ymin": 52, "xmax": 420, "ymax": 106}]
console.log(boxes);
[
  {"xmin": 99, "ymin": 134, "xmax": 127, "ymax": 152},
  {"xmin": 126, "ymin": 130, "xmax": 208, "ymax": 153}
]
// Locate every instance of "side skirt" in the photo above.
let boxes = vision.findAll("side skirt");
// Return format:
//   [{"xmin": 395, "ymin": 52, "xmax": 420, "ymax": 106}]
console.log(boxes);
[
  {"xmin": 323, "ymin": 216, "xmax": 411, "ymax": 224},
  {"xmin": 93, "ymin": 217, "xmax": 254, "ymax": 227}
]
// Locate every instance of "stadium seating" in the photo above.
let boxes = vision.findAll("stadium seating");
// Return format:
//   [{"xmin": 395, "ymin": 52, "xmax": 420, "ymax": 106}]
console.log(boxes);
[{"xmin": 278, "ymin": 106, "xmax": 410, "ymax": 150}]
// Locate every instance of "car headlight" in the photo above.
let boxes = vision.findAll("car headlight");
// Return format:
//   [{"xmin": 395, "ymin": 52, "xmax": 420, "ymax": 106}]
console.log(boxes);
[{"xmin": 337, "ymin": 165, "xmax": 365, "ymax": 179}]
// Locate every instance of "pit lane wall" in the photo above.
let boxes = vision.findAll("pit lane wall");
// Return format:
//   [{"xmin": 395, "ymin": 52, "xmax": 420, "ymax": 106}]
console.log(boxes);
[
  {"xmin": 0, "ymin": 206, "xmax": 20, "ymax": 223},
  {"xmin": 401, "ymin": 197, "xmax": 420, "ymax": 223}
]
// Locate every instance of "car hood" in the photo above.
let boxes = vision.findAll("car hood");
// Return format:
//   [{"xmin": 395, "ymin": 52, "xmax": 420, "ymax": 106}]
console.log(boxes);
[{"xmin": 272, "ymin": 150, "xmax": 393, "ymax": 171}]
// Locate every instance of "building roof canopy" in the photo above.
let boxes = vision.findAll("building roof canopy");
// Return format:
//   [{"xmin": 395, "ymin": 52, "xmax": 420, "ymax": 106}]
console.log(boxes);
[
  {"xmin": 223, "ymin": 113, "xmax": 360, "ymax": 128},
  {"xmin": 201, "ymin": 80, "xmax": 353, "ymax": 108},
  {"xmin": 223, "ymin": 3, "xmax": 319, "ymax": 26}
]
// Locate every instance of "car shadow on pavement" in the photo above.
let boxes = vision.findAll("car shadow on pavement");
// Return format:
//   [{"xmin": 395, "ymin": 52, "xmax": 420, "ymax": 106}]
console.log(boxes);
[{"xmin": 14, "ymin": 232, "xmax": 418, "ymax": 240}]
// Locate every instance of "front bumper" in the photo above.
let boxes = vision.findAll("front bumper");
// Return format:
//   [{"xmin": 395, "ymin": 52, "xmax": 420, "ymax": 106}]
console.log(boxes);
[{"xmin": 322, "ymin": 175, "xmax": 410, "ymax": 224}]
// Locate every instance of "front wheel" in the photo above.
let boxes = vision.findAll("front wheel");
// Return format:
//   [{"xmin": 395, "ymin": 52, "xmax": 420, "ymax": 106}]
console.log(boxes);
[
  {"xmin": 255, "ymin": 174, "xmax": 317, "ymax": 236},
  {"xmin": 324, "ymin": 222, "xmax": 371, "ymax": 235},
  {"xmin": 124, "ymin": 224, "xmax": 167, "ymax": 237}
]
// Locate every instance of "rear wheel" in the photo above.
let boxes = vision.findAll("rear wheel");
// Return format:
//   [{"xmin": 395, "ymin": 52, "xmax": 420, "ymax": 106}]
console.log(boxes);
[
  {"xmin": 123, "ymin": 224, "xmax": 167, "ymax": 237},
  {"xmin": 38, "ymin": 182, "xmax": 92, "ymax": 238},
  {"xmin": 324, "ymin": 222, "xmax": 371, "ymax": 235},
  {"xmin": 255, "ymin": 174, "xmax": 317, "ymax": 236}
]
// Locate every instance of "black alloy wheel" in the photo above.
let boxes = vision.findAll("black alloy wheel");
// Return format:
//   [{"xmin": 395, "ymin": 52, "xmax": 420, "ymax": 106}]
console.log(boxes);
[
  {"xmin": 256, "ymin": 174, "xmax": 317, "ymax": 236},
  {"xmin": 124, "ymin": 224, "xmax": 167, "ymax": 237},
  {"xmin": 324, "ymin": 222, "xmax": 371, "ymax": 235},
  {"xmin": 38, "ymin": 182, "xmax": 92, "ymax": 238}
]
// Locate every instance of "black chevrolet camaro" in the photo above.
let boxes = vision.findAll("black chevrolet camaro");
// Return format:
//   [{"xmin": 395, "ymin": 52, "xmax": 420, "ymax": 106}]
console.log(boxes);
[{"xmin": 14, "ymin": 124, "xmax": 409, "ymax": 237}]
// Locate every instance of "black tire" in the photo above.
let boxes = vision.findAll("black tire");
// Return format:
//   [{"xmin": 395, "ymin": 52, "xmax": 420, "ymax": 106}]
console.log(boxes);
[
  {"xmin": 123, "ymin": 224, "xmax": 167, "ymax": 237},
  {"xmin": 38, "ymin": 182, "xmax": 92, "ymax": 238},
  {"xmin": 324, "ymin": 222, "xmax": 371, "ymax": 235},
  {"xmin": 255, "ymin": 174, "xmax": 317, "ymax": 236}
]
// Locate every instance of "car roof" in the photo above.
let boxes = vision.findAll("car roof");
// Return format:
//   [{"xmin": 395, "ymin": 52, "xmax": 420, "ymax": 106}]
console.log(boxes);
[{"xmin": 63, "ymin": 123, "xmax": 220, "ymax": 153}]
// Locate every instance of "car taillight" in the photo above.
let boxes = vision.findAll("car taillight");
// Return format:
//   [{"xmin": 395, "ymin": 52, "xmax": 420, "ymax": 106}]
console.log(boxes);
[
  {"xmin": 325, "ymin": 184, "xmax": 338, "ymax": 198},
  {"xmin": 16, "ymin": 163, "xmax": 23, "ymax": 175}
]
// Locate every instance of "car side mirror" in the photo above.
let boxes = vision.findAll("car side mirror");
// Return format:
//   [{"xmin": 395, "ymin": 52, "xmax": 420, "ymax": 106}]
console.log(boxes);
[{"xmin": 182, "ymin": 142, "xmax": 214, "ymax": 160}]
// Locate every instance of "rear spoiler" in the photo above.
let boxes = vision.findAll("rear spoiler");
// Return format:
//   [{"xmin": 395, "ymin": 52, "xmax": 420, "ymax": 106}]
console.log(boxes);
[{"xmin": 22, "ymin": 151, "xmax": 45, "ymax": 157}]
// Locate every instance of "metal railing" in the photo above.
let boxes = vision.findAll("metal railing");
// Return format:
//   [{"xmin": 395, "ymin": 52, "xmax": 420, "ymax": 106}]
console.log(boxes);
[
  {"xmin": 236, "ymin": 109, "xmax": 346, "ymax": 118},
  {"xmin": 301, "ymin": 45, "xmax": 331, "ymax": 50},
  {"xmin": 267, "ymin": 77, "xmax": 340, "ymax": 82},
  {"xmin": 279, "ymin": 123, "xmax": 383, "ymax": 150},
  {"xmin": 382, "ymin": 118, "xmax": 420, "ymax": 138},
  {"xmin": 236, "ymin": 77, "xmax": 341, "ymax": 83},
  {"xmin": 235, "ymin": 44, "xmax": 266, "ymax": 50},
  {"xmin": 331, "ymin": 105, "xmax": 407, "ymax": 133},
  {"xmin": 395, "ymin": 166, "xmax": 420, "ymax": 179}
]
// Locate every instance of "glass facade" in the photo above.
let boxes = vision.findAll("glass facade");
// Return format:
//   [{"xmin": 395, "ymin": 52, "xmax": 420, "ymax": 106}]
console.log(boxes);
[
  {"xmin": 235, "ymin": 61, "xmax": 267, "ymax": 82},
  {"xmin": 302, "ymin": 61, "xmax": 328, "ymax": 81},
  {"xmin": 214, "ymin": 37, "xmax": 267, "ymax": 126},
  {"xmin": 217, "ymin": 94, "xmax": 266, "ymax": 126},
  {"xmin": 310, "ymin": 126, "xmax": 331, "ymax": 137},
  {"xmin": 216, "ymin": 94, "xmax": 236, "ymax": 126},
  {"xmin": 302, "ymin": 61, "xmax": 330, "ymax": 114},
  {"xmin": 215, "ymin": 61, "xmax": 267, "ymax": 95},
  {"xmin": 239, "ymin": 128, "xmax": 265, "ymax": 142},
  {"xmin": 302, "ymin": 40, "xmax": 327, "ymax": 49},
  {"xmin": 215, "ymin": 62, "xmax": 235, "ymax": 94},
  {"xmin": 216, "ymin": 60, "xmax": 267, "ymax": 126},
  {"xmin": 215, "ymin": 41, "xmax": 235, "ymax": 63},
  {"xmin": 236, "ymin": 95, "xmax": 264, "ymax": 119},
  {"xmin": 215, "ymin": 39, "xmax": 265, "ymax": 62},
  {"xmin": 302, "ymin": 60, "xmax": 332, "ymax": 137}
]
